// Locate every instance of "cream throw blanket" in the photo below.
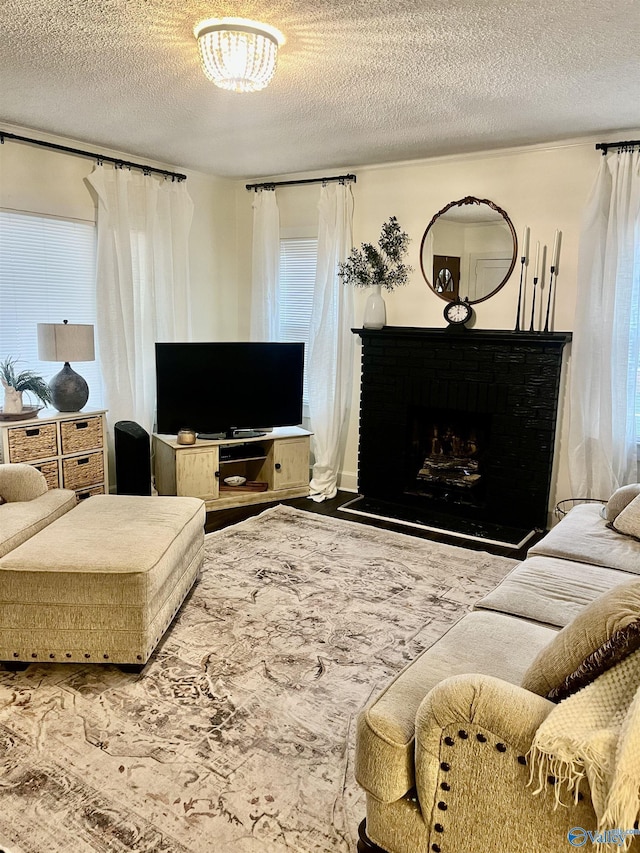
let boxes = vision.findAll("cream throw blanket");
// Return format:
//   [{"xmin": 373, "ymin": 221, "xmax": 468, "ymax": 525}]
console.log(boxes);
[{"xmin": 530, "ymin": 647, "xmax": 640, "ymax": 850}]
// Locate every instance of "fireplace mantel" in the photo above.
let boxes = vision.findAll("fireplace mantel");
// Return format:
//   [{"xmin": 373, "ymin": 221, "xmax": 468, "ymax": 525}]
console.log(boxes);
[
  {"xmin": 353, "ymin": 327, "xmax": 572, "ymax": 346},
  {"xmin": 349, "ymin": 326, "xmax": 572, "ymax": 545}
]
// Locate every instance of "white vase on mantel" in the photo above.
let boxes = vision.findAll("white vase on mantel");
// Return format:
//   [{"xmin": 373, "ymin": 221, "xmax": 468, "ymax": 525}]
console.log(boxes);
[{"xmin": 363, "ymin": 284, "xmax": 387, "ymax": 330}]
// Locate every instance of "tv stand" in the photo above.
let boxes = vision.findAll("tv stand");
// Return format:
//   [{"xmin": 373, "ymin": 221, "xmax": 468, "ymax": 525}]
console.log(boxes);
[{"xmin": 152, "ymin": 426, "xmax": 311, "ymax": 511}]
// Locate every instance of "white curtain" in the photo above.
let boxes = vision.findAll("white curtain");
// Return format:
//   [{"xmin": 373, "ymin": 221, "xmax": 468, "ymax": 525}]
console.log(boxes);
[
  {"xmin": 87, "ymin": 166, "xmax": 193, "ymax": 436},
  {"xmin": 250, "ymin": 189, "xmax": 280, "ymax": 341},
  {"xmin": 568, "ymin": 149, "xmax": 640, "ymax": 498},
  {"xmin": 308, "ymin": 182, "xmax": 355, "ymax": 501}
]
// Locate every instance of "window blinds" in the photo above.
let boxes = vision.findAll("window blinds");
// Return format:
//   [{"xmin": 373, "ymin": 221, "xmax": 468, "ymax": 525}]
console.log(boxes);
[
  {"xmin": 278, "ymin": 237, "xmax": 317, "ymax": 402},
  {"xmin": 0, "ymin": 210, "xmax": 104, "ymax": 408}
]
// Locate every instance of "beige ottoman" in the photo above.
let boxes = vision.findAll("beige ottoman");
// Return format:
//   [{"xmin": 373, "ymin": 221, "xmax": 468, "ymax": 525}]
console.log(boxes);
[{"xmin": 0, "ymin": 494, "xmax": 205, "ymax": 667}]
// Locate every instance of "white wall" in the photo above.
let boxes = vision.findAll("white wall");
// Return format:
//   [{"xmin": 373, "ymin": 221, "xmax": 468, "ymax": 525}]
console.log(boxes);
[
  {"xmin": 234, "ymin": 135, "xmax": 640, "ymax": 520},
  {"xmin": 0, "ymin": 125, "xmax": 241, "ymax": 343},
  {"xmin": 3, "ymin": 125, "xmax": 636, "ymax": 523}
]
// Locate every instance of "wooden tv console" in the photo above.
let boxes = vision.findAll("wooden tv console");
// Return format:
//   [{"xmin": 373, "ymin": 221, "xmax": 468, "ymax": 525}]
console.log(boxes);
[{"xmin": 152, "ymin": 426, "xmax": 311, "ymax": 511}]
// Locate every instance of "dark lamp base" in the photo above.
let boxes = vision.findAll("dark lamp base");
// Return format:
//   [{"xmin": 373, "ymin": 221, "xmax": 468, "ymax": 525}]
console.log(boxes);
[{"xmin": 49, "ymin": 362, "xmax": 89, "ymax": 412}]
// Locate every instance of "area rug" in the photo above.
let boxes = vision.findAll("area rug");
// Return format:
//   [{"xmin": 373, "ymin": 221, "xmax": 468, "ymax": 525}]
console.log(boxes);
[{"xmin": 0, "ymin": 505, "xmax": 517, "ymax": 853}]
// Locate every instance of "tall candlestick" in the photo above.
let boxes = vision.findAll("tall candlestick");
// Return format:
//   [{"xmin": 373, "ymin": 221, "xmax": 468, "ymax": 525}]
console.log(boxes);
[
  {"xmin": 521, "ymin": 225, "xmax": 529, "ymax": 261},
  {"xmin": 533, "ymin": 241, "xmax": 540, "ymax": 278},
  {"xmin": 552, "ymin": 229, "xmax": 560, "ymax": 269}
]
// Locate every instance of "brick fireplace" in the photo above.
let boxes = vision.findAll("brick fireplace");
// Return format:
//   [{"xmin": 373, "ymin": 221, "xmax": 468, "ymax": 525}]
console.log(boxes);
[{"xmin": 346, "ymin": 327, "xmax": 572, "ymax": 546}]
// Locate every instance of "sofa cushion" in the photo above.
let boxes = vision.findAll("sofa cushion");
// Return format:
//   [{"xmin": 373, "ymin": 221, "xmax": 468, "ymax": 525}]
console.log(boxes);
[
  {"xmin": 474, "ymin": 556, "xmax": 633, "ymax": 628},
  {"xmin": 609, "ymin": 494, "xmax": 640, "ymax": 541},
  {"xmin": 0, "ymin": 489, "xmax": 77, "ymax": 558},
  {"xmin": 355, "ymin": 610, "xmax": 557, "ymax": 803},
  {"xmin": 606, "ymin": 483, "xmax": 640, "ymax": 522},
  {"xmin": 520, "ymin": 578, "xmax": 640, "ymax": 702},
  {"xmin": 528, "ymin": 503, "xmax": 640, "ymax": 574}
]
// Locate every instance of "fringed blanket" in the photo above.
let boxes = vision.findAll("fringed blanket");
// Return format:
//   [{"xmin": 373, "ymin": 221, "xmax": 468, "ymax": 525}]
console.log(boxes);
[{"xmin": 530, "ymin": 647, "xmax": 640, "ymax": 851}]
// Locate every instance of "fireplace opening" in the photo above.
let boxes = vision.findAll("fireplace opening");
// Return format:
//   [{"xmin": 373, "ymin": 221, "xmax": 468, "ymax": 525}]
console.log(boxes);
[{"xmin": 405, "ymin": 408, "xmax": 491, "ymax": 510}]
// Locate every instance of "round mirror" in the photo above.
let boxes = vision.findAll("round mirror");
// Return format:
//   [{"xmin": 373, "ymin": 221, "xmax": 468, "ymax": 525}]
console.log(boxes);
[{"xmin": 420, "ymin": 197, "xmax": 517, "ymax": 304}]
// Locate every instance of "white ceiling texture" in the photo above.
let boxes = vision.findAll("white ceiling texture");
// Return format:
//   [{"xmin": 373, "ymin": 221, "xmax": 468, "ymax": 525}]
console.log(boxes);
[{"xmin": 1, "ymin": 0, "xmax": 639, "ymax": 179}]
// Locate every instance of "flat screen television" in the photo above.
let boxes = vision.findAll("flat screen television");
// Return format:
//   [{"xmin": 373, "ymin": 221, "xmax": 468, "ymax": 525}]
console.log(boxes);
[{"xmin": 155, "ymin": 341, "xmax": 304, "ymax": 439}]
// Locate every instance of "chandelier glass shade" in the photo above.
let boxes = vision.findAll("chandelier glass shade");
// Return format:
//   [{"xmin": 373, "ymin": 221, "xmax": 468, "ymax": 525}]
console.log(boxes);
[{"xmin": 194, "ymin": 18, "xmax": 285, "ymax": 93}]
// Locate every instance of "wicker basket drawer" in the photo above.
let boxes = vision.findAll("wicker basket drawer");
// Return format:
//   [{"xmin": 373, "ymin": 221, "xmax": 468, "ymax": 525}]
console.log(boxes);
[
  {"xmin": 76, "ymin": 484, "xmax": 105, "ymax": 501},
  {"xmin": 60, "ymin": 416, "xmax": 103, "ymax": 454},
  {"xmin": 8, "ymin": 422, "xmax": 58, "ymax": 462},
  {"xmin": 31, "ymin": 460, "xmax": 60, "ymax": 490},
  {"xmin": 62, "ymin": 451, "xmax": 104, "ymax": 490}
]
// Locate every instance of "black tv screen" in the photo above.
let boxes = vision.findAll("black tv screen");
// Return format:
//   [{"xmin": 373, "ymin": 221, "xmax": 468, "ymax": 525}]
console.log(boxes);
[{"xmin": 155, "ymin": 342, "xmax": 304, "ymax": 439}]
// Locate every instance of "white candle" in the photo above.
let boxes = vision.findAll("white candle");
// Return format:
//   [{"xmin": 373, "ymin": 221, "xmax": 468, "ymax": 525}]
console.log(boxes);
[
  {"xmin": 552, "ymin": 229, "xmax": 560, "ymax": 269},
  {"xmin": 534, "ymin": 241, "xmax": 540, "ymax": 278},
  {"xmin": 521, "ymin": 225, "xmax": 529, "ymax": 261}
]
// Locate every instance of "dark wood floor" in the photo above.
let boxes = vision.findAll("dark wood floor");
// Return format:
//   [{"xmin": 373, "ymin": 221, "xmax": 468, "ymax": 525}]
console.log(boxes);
[{"xmin": 205, "ymin": 491, "xmax": 540, "ymax": 560}]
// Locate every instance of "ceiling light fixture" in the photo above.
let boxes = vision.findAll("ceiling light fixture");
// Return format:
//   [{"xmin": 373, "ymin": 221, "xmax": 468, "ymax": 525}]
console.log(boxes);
[{"xmin": 194, "ymin": 17, "xmax": 285, "ymax": 93}]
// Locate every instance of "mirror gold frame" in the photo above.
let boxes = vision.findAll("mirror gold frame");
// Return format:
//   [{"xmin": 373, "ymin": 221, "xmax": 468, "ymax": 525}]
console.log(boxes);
[{"xmin": 420, "ymin": 196, "xmax": 518, "ymax": 305}]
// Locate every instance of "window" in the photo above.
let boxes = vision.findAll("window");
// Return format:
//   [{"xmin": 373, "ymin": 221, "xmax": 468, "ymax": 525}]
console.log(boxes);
[
  {"xmin": 278, "ymin": 237, "xmax": 317, "ymax": 403},
  {"xmin": 0, "ymin": 210, "xmax": 104, "ymax": 408}
]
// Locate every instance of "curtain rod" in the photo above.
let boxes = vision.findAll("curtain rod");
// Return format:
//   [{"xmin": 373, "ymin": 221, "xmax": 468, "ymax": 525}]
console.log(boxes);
[
  {"xmin": 0, "ymin": 130, "xmax": 187, "ymax": 181},
  {"xmin": 595, "ymin": 139, "xmax": 640, "ymax": 155},
  {"xmin": 246, "ymin": 173, "xmax": 356, "ymax": 191}
]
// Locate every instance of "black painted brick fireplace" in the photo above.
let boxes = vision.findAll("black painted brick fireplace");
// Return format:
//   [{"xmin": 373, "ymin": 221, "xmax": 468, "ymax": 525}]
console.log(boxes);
[{"xmin": 353, "ymin": 327, "xmax": 572, "ymax": 538}]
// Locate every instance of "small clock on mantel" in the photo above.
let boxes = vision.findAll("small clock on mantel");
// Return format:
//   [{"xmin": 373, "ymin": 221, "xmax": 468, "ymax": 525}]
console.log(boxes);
[{"xmin": 443, "ymin": 297, "xmax": 473, "ymax": 329}]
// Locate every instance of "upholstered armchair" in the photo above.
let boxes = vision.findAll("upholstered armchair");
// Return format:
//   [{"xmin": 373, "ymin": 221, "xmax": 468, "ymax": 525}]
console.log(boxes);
[
  {"xmin": 355, "ymin": 578, "xmax": 640, "ymax": 853},
  {"xmin": 356, "ymin": 673, "xmax": 599, "ymax": 853}
]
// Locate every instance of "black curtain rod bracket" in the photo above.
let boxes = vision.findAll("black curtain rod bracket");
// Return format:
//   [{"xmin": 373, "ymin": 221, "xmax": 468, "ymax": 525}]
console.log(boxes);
[
  {"xmin": 595, "ymin": 140, "xmax": 640, "ymax": 155},
  {"xmin": 0, "ymin": 130, "xmax": 187, "ymax": 181},
  {"xmin": 246, "ymin": 173, "xmax": 356, "ymax": 191}
]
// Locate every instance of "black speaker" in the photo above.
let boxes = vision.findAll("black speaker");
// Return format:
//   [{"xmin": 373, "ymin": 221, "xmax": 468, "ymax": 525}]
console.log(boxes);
[{"xmin": 114, "ymin": 421, "xmax": 152, "ymax": 496}]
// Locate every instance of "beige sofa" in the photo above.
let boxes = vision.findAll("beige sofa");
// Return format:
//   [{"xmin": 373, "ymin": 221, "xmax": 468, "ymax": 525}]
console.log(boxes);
[
  {"xmin": 0, "ymin": 462, "xmax": 77, "ymax": 558},
  {"xmin": 0, "ymin": 463, "xmax": 206, "ymax": 668},
  {"xmin": 355, "ymin": 488, "xmax": 640, "ymax": 853}
]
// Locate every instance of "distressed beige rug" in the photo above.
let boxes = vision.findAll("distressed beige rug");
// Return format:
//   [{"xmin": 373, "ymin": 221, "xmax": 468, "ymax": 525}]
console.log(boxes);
[{"xmin": 0, "ymin": 505, "xmax": 517, "ymax": 853}]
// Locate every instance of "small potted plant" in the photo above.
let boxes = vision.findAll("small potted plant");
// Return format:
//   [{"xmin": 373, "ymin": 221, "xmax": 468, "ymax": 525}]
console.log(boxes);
[
  {"xmin": 338, "ymin": 216, "xmax": 412, "ymax": 329},
  {"xmin": 1, "ymin": 356, "xmax": 52, "ymax": 416}
]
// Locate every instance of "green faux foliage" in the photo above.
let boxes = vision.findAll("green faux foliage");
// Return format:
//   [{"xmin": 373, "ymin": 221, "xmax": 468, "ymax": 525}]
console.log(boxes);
[
  {"xmin": 0, "ymin": 356, "xmax": 52, "ymax": 405},
  {"xmin": 338, "ymin": 216, "xmax": 412, "ymax": 291}
]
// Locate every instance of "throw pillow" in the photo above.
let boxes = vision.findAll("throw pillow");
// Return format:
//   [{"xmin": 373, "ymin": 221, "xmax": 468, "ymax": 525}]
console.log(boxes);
[
  {"xmin": 605, "ymin": 483, "xmax": 640, "ymax": 522},
  {"xmin": 521, "ymin": 578, "xmax": 640, "ymax": 702},
  {"xmin": 609, "ymin": 493, "xmax": 640, "ymax": 541}
]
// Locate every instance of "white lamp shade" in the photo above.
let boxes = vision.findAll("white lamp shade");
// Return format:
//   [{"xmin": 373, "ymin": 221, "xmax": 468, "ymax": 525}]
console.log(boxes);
[
  {"xmin": 194, "ymin": 18, "xmax": 284, "ymax": 93},
  {"xmin": 37, "ymin": 323, "xmax": 95, "ymax": 363}
]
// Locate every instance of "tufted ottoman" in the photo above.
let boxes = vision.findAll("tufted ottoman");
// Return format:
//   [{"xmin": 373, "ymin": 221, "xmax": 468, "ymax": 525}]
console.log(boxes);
[{"xmin": 0, "ymin": 494, "xmax": 205, "ymax": 668}]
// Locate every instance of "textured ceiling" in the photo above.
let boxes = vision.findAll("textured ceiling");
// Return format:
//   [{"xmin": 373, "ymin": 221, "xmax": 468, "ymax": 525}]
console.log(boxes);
[{"xmin": 1, "ymin": 0, "xmax": 639, "ymax": 179}]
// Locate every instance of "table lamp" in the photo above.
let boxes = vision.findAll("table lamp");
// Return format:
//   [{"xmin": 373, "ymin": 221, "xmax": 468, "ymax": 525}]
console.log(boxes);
[{"xmin": 37, "ymin": 320, "xmax": 95, "ymax": 412}]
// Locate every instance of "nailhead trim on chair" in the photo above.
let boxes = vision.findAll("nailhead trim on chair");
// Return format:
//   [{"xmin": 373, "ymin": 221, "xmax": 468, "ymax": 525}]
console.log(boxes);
[{"xmin": 430, "ymin": 727, "xmax": 525, "ymax": 851}]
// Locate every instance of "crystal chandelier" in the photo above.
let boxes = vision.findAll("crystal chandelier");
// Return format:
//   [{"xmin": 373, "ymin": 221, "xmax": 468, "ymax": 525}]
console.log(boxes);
[{"xmin": 194, "ymin": 18, "xmax": 285, "ymax": 93}]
